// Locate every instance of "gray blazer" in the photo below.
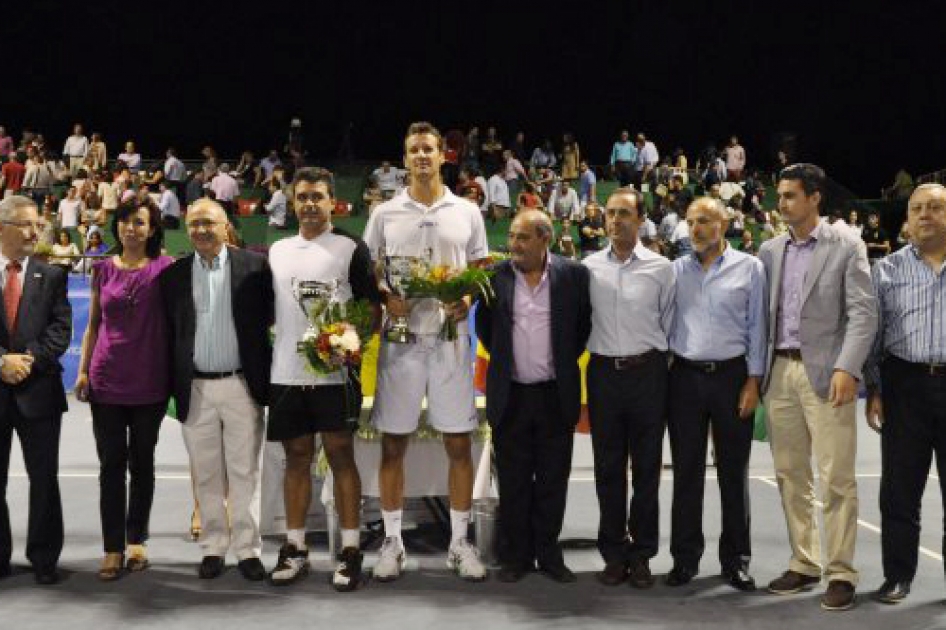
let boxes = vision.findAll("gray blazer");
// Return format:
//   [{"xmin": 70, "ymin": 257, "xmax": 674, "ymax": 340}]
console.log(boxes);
[{"xmin": 758, "ymin": 220, "xmax": 877, "ymax": 398}]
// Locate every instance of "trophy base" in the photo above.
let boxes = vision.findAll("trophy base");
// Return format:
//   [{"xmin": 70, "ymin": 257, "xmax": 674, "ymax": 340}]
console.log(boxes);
[{"xmin": 384, "ymin": 329, "xmax": 416, "ymax": 344}]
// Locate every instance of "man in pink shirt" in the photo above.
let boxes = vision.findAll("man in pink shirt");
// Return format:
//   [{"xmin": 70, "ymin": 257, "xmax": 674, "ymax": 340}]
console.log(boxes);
[
  {"xmin": 475, "ymin": 210, "xmax": 591, "ymax": 583},
  {"xmin": 502, "ymin": 149, "xmax": 528, "ymax": 211},
  {"xmin": 209, "ymin": 163, "xmax": 240, "ymax": 215}
]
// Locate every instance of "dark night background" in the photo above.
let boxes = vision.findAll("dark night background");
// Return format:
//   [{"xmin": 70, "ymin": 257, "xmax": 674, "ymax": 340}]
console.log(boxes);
[{"xmin": 3, "ymin": 1, "xmax": 944, "ymax": 196}]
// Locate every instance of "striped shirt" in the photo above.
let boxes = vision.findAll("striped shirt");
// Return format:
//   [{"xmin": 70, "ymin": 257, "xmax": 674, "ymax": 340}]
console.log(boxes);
[
  {"xmin": 192, "ymin": 246, "xmax": 241, "ymax": 372},
  {"xmin": 864, "ymin": 245, "xmax": 946, "ymax": 389}
]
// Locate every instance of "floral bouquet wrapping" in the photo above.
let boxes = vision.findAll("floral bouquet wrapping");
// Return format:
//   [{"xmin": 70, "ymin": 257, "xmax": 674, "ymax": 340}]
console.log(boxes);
[
  {"xmin": 402, "ymin": 264, "xmax": 495, "ymax": 341},
  {"xmin": 298, "ymin": 297, "xmax": 375, "ymax": 376}
]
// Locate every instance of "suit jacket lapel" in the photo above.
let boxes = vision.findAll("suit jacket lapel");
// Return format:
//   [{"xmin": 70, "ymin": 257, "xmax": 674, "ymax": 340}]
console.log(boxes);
[
  {"xmin": 15, "ymin": 262, "xmax": 42, "ymax": 340},
  {"xmin": 228, "ymin": 246, "xmax": 246, "ymax": 314},
  {"xmin": 548, "ymin": 255, "xmax": 562, "ymax": 355},
  {"xmin": 498, "ymin": 262, "xmax": 515, "ymax": 319},
  {"xmin": 801, "ymin": 229, "xmax": 832, "ymax": 306},
  {"xmin": 769, "ymin": 235, "xmax": 787, "ymax": 315},
  {"xmin": 181, "ymin": 254, "xmax": 197, "ymax": 341}
]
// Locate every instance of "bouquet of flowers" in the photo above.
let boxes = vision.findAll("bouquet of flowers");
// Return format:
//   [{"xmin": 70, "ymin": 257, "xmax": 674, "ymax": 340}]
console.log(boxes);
[
  {"xmin": 298, "ymin": 298, "xmax": 375, "ymax": 376},
  {"xmin": 402, "ymin": 264, "xmax": 494, "ymax": 341}
]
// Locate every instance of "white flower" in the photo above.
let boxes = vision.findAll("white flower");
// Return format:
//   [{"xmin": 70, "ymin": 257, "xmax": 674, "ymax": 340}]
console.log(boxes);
[
  {"xmin": 340, "ymin": 330, "xmax": 360, "ymax": 352},
  {"xmin": 302, "ymin": 328, "xmax": 319, "ymax": 343}
]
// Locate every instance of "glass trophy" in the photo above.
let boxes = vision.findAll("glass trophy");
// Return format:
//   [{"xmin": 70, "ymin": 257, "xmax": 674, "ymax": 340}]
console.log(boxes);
[
  {"xmin": 292, "ymin": 278, "xmax": 339, "ymax": 350},
  {"xmin": 380, "ymin": 250, "xmax": 427, "ymax": 344}
]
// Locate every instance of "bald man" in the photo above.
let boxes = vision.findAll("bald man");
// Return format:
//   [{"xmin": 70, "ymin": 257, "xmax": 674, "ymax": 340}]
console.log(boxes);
[
  {"xmin": 864, "ymin": 184, "xmax": 946, "ymax": 604},
  {"xmin": 160, "ymin": 199, "xmax": 274, "ymax": 581},
  {"xmin": 666, "ymin": 198, "xmax": 766, "ymax": 591},
  {"xmin": 476, "ymin": 210, "xmax": 591, "ymax": 583}
]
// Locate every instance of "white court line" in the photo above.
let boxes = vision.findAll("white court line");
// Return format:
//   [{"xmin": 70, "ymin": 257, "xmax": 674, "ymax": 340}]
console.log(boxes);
[
  {"xmin": 754, "ymin": 476, "xmax": 943, "ymax": 562},
  {"xmin": 566, "ymin": 473, "xmax": 885, "ymax": 482}
]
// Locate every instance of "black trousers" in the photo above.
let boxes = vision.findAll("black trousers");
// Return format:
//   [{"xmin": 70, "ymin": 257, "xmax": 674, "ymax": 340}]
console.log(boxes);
[
  {"xmin": 667, "ymin": 359, "xmax": 752, "ymax": 572},
  {"xmin": 0, "ymin": 400, "xmax": 63, "ymax": 570},
  {"xmin": 614, "ymin": 161, "xmax": 634, "ymax": 187},
  {"xmin": 587, "ymin": 353, "xmax": 667, "ymax": 565},
  {"xmin": 494, "ymin": 381, "xmax": 574, "ymax": 569},
  {"xmin": 91, "ymin": 401, "xmax": 165, "ymax": 553},
  {"xmin": 879, "ymin": 356, "xmax": 946, "ymax": 581}
]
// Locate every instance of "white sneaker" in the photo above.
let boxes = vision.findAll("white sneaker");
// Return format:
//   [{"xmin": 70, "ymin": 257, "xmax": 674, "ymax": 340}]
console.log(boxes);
[
  {"xmin": 268, "ymin": 543, "xmax": 309, "ymax": 586},
  {"xmin": 447, "ymin": 539, "xmax": 487, "ymax": 581},
  {"xmin": 373, "ymin": 536, "xmax": 406, "ymax": 582}
]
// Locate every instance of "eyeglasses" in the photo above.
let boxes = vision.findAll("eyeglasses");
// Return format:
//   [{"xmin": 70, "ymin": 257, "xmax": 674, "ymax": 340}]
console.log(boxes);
[
  {"xmin": 1, "ymin": 220, "xmax": 42, "ymax": 230},
  {"xmin": 186, "ymin": 219, "xmax": 222, "ymax": 229},
  {"xmin": 295, "ymin": 192, "xmax": 325, "ymax": 202}
]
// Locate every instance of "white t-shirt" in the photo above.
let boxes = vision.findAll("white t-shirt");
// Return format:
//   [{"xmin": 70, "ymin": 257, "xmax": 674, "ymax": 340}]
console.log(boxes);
[
  {"xmin": 269, "ymin": 229, "xmax": 377, "ymax": 386},
  {"xmin": 487, "ymin": 174, "xmax": 510, "ymax": 207},
  {"xmin": 474, "ymin": 175, "xmax": 489, "ymax": 213},
  {"xmin": 638, "ymin": 217, "xmax": 657, "ymax": 240},
  {"xmin": 373, "ymin": 167, "xmax": 401, "ymax": 193},
  {"xmin": 58, "ymin": 198, "xmax": 82, "ymax": 228},
  {"xmin": 363, "ymin": 187, "xmax": 489, "ymax": 336}
]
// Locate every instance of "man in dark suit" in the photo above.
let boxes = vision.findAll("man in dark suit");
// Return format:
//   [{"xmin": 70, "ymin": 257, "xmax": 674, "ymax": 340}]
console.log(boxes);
[
  {"xmin": 160, "ymin": 199, "xmax": 273, "ymax": 581},
  {"xmin": 0, "ymin": 195, "xmax": 71, "ymax": 584},
  {"xmin": 476, "ymin": 210, "xmax": 591, "ymax": 583}
]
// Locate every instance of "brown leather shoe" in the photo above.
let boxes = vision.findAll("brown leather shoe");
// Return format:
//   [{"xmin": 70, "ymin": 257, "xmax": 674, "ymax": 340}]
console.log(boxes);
[
  {"xmin": 767, "ymin": 570, "xmax": 821, "ymax": 594},
  {"xmin": 126, "ymin": 545, "xmax": 150, "ymax": 572},
  {"xmin": 821, "ymin": 580, "xmax": 856, "ymax": 611},
  {"xmin": 628, "ymin": 558, "xmax": 654, "ymax": 589},
  {"xmin": 596, "ymin": 561, "xmax": 628, "ymax": 586},
  {"xmin": 98, "ymin": 553, "xmax": 124, "ymax": 581}
]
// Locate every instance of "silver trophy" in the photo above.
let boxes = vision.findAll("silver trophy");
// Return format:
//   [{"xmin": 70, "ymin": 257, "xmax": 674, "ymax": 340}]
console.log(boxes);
[
  {"xmin": 292, "ymin": 278, "xmax": 340, "ymax": 350},
  {"xmin": 379, "ymin": 250, "xmax": 428, "ymax": 344}
]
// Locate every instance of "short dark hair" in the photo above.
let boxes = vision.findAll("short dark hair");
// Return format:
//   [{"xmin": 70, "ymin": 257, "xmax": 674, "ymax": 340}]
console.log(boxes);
[
  {"xmin": 110, "ymin": 198, "xmax": 164, "ymax": 259},
  {"xmin": 607, "ymin": 187, "xmax": 645, "ymax": 218},
  {"xmin": 779, "ymin": 163, "xmax": 826, "ymax": 204},
  {"xmin": 404, "ymin": 121, "xmax": 444, "ymax": 150},
  {"xmin": 292, "ymin": 167, "xmax": 335, "ymax": 198}
]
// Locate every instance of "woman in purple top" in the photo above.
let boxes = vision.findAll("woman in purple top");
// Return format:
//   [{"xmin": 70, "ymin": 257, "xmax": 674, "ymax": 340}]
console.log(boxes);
[{"xmin": 74, "ymin": 198, "xmax": 172, "ymax": 581}]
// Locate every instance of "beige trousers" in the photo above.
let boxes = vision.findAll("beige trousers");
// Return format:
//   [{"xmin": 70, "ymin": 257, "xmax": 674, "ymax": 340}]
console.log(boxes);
[{"xmin": 763, "ymin": 356, "xmax": 859, "ymax": 585}]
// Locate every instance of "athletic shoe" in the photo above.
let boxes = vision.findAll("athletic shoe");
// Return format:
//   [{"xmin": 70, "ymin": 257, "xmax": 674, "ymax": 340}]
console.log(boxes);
[
  {"xmin": 332, "ymin": 546, "xmax": 365, "ymax": 592},
  {"xmin": 447, "ymin": 539, "xmax": 487, "ymax": 581},
  {"xmin": 373, "ymin": 537, "xmax": 406, "ymax": 582},
  {"xmin": 268, "ymin": 543, "xmax": 309, "ymax": 586}
]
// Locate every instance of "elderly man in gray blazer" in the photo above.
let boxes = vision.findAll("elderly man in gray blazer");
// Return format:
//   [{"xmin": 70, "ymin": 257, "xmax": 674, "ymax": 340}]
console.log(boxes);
[{"xmin": 757, "ymin": 164, "xmax": 877, "ymax": 612}]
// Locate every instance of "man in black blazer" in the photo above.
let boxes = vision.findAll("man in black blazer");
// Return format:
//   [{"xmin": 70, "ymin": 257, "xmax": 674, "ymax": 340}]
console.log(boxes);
[
  {"xmin": 476, "ymin": 210, "xmax": 591, "ymax": 583},
  {"xmin": 160, "ymin": 199, "xmax": 273, "ymax": 581},
  {"xmin": 0, "ymin": 195, "xmax": 71, "ymax": 585}
]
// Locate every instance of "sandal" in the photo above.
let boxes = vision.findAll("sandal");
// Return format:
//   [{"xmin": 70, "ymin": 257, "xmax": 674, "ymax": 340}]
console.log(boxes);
[
  {"xmin": 190, "ymin": 509, "xmax": 202, "ymax": 541},
  {"xmin": 98, "ymin": 552, "xmax": 124, "ymax": 581},
  {"xmin": 126, "ymin": 545, "xmax": 150, "ymax": 572}
]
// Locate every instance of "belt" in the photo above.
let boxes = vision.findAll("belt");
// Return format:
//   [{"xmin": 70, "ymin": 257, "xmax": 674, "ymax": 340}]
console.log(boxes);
[
  {"xmin": 674, "ymin": 355, "xmax": 744, "ymax": 374},
  {"xmin": 592, "ymin": 349, "xmax": 661, "ymax": 370},
  {"xmin": 775, "ymin": 348, "xmax": 803, "ymax": 361},
  {"xmin": 193, "ymin": 369, "xmax": 243, "ymax": 380},
  {"xmin": 888, "ymin": 355, "xmax": 946, "ymax": 377}
]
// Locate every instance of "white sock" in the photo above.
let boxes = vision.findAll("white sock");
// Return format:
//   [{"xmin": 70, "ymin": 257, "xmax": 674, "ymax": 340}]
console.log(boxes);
[
  {"xmin": 287, "ymin": 528, "xmax": 307, "ymax": 550},
  {"xmin": 450, "ymin": 509, "xmax": 471, "ymax": 545},
  {"xmin": 341, "ymin": 528, "xmax": 360, "ymax": 550},
  {"xmin": 382, "ymin": 509, "xmax": 403, "ymax": 545}
]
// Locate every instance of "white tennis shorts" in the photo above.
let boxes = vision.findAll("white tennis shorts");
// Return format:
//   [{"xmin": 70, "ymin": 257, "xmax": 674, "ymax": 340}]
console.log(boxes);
[{"xmin": 371, "ymin": 335, "xmax": 479, "ymax": 435}]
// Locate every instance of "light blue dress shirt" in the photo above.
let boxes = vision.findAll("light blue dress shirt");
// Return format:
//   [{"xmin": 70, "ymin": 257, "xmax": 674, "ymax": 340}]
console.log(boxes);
[
  {"xmin": 192, "ymin": 246, "xmax": 241, "ymax": 372},
  {"xmin": 670, "ymin": 245, "xmax": 768, "ymax": 376}
]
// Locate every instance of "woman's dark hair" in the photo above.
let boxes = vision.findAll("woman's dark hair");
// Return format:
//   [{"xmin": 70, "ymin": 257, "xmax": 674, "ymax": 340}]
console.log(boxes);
[
  {"xmin": 110, "ymin": 198, "xmax": 164, "ymax": 259},
  {"xmin": 57, "ymin": 229, "xmax": 71, "ymax": 244}
]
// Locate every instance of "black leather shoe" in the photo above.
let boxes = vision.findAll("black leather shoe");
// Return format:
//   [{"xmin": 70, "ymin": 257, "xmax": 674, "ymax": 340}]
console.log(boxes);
[
  {"xmin": 539, "ymin": 562, "xmax": 577, "ymax": 583},
  {"xmin": 238, "ymin": 557, "xmax": 267, "ymax": 582},
  {"xmin": 628, "ymin": 558, "xmax": 654, "ymax": 589},
  {"xmin": 497, "ymin": 565, "xmax": 528, "ymax": 583},
  {"xmin": 665, "ymin": 565, "xmax": 697, "ymax": 587},
  {"xmin": 0, "ymin": 563, "xmax": 11, "ymax": 579},
  {"xmin": 722, "ymin": 567, "xmax": 757, "ymax": 592},
  {"xmin": 596, "ymin": 561, "xmax": 628, "ymax": 586},
  {"xmin": 873, "ymin": 579, "xmax": 911, "ymax": 604},
  {"xmin": 34, "ymin": 566, "xmax": 59, "ymax": 585},
  {"xmin": 198, "ymin": 555, "xmax": 225, "ymax": 579}
]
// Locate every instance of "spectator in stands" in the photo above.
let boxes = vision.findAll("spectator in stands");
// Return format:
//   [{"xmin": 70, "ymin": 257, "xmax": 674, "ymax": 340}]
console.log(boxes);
[
  {"xmin": 186, "ymin": 170, "xmax": 206, "ymax": 206},
  {"xmin": 724, "ymin": 136, "xmax": 746, "ymax": 182},
  {"xmin": 578, "ymin": 160, "xmax": 597, "ymax": 205},
  {"xmin": 672, "ymin": 148, "xmax": 689, "ymax": 174},
  {"xmin": 738, "ymin": 229, "xmax": 757, "ymax": 255},
  {"xmin": 57, "ymin": 186, "xmax": 83, "ymax": 229},
  {"xmin": 634, "ymin": 133, "xmax": 660, "ymax": 189},
  {"xmin": 84, "ymin": 228, "xmax": 108, "ymax": 256},
  {"xmin": 561, "ymin": 133, "xmax": 581, "ymax": 182},
  {"xmin": 266, "ymin": 176, "xmax": 288, "ymax": 228},
  {"xmin": 502, "ymin": 149, "xmax": 528, "ymax": 209},
  {"xmin": 487, "ymin": 167, "xmax": 510, "ymax": 224},
  {"xmin": 531, "ymin": 139, "xmax": 557, "ymax": 170},
  {"xmin": 117, "ymin": 141, "xmax": 141, "ymax": 173},
  {"xmin": 658, "ymin": 202, "xmax": 680, "ymax": 247},
  {"xmin": 1, "ymin": 152, "xmax": 26, "ymax": 198},
  {"xmin": 610, "ymin": 130, "xmax": 637, "ymax": 187},
  {"xmin": 548, "ymin": 178, "xmax": 581, "ymax": 222},
  {"xmin": 158, "ymin": 180, "xmax": 181, "ymax": 229},
  {"xmin": 510, "ymin": 131, "xmax": 527, "ymax": 164},
  {"xmin": 463, "ymin": 126, "xmax": 480, "ymax": 170},
  {"xmin": 49, "ymin": 229, "xmax": 80, "ymax": 272},
  {"xmin": 578, "ymin": 202, "xmax": 606, "ymax": 257},
  {"xmin": 638, "ymin": 210, "xmax": 659, "ymax": 251},
  {"xmin": 847, "ymin": 209, "xmax": 863, "ymax": 236},
  {"xmin": 88, "ymin": 133, "xmax": 107, "ymax": 172},
  {"xmin": 258, "ymin": 149, "xmax": 282, "ymax": 186},
  {"xmin": 210, "ymin": 164, "xmax": 240, "ymax": 216},
  {"xmin": 702, "ymin": 151, "xmax": 727, "ymax": 190},
  {"xmin": 553, "ymin": 217, "xmax": 578, "ymax": 259},
  {"xmin": 201, "ymin": 146, "xmax": 219, "ymax": 180},
  {"xmin": 479, "ymin": 126, "xmax": 502, "ymax": 175},
  {"xmin": 0, "ymin": 126, "xmax": 13, "ymax": 157},
  {"xmin": 517, "ymin": 181, "xmax": 545, "ymax": 213},
  {"xmin": 233, "ymin": 150, "xmax": 258, "ymax": 185},
  {"xmin": 861, "ymin": 213, "xmax": 890, "ymax": 263},
  {"xmin": 373, "ymin": 161, "xmax": 401, "ymax": 199},
  {"xmin": 63, "ymin": 123, "xmax": 89, "ymax": 176},
  {"xmin": 362, "ymin": 176, "xmax": 383, "ymax": 216},
  {"xmin": 74, "ymin": 198, "xmax": 173, "ymax": 581},
  {"xmin": 23, "ymin": 153, "xmax": 56, "ymax": 205},
  {"xmin": 883, "ymin": 168, "xmax": 915, "ymax": 200}
]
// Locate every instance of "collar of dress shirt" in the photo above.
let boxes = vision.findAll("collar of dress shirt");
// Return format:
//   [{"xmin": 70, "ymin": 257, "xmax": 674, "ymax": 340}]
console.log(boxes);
[
  {"xmin": 403, "ymin": 186, "xmax": 459, "ymax": 212},
  {"xmin": 688, "ymin": 241, "xmax": 732, "ymax": 270},
  {"xmin": 195, "ymin": 244, "xmax": 228, "ymax": 270},
  {"xmin": 512, "ymin": 250, "xmax": 551, "ymax": 283},
  {"xmin": 606, "ymin": 240, "xmax": 655, "ymax": 265},
  {"xmin": 787, "ymin": 218, "xmax": 824, "ymax": 245}
]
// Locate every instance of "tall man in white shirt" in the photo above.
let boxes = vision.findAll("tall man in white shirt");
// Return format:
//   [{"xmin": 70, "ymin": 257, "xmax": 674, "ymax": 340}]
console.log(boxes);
[
  {"xmin": 584, "ymin": 188, "xmax": 675, "ymax": 589},
  {"xmin": 163, "ymin": 148, "xmax": 187, "ymax": 204},
  {"xmin": 487, "ymin": 169, "xmax": 510, "ymax": 224},
  {"xmin": 62, "ymin": 123, "xmax": 89, "ymax": 177},
  {"xmin": 210, "ymin": 164, "xmax": 240, "ymax": 217},
  {"xmin": 157, "ymin": 180, "xmax": 181, "ymax": 229},
  {"xmin": 363, "ymin": 122, "xmax": 489, "ymax": 582},
  {"xmin": 633, "ymin": 133, "xmax": 659, "ymax": 190}
]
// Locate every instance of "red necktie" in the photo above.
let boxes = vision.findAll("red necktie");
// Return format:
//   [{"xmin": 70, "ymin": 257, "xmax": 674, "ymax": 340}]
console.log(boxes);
[{"xmin": 4, "ymin": 260, "xmax": 21, "ymax": 335}]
